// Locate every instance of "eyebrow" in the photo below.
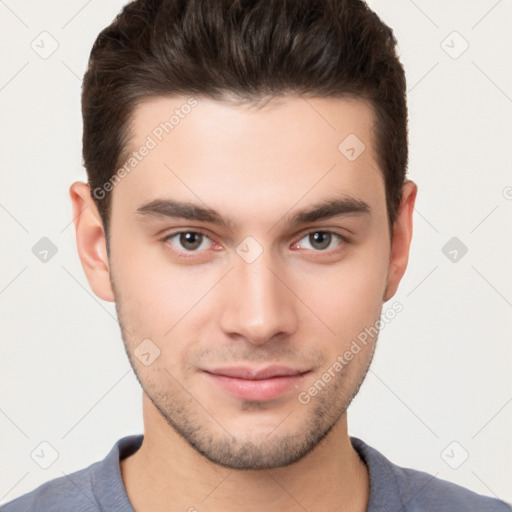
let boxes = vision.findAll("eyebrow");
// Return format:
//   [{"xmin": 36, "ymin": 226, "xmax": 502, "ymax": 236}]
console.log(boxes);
[{"xmin": 135, "ymin": 195, "xmax": 371, "ymax": 229}]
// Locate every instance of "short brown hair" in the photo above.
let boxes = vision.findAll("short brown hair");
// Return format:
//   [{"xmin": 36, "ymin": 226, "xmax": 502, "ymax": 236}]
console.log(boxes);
[{"xmin": 82, "ymin": 0, "xmax": 408, "ymax": 242}]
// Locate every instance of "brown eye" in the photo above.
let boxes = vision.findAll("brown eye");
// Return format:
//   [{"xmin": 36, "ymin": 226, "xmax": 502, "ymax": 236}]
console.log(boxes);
[
  {"xmin": 179, "ymin": 232, "xmax": 203, "ymax": 250},
  {"xmin": 292, "ymin": 230, "xmax": 347, "ymax": 253},
  {"xmin": 309, "ymin": 232, "xmax": 332, "ymax": 250},
  {"xmin": 164, "ymin": 231, "xmax": 211, "ymax": 252}
]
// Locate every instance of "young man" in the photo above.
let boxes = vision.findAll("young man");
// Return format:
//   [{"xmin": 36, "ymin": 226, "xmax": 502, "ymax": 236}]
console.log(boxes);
[{"xmin": 2, "ymin": 1, "xmax": 510, "ymax": 511}]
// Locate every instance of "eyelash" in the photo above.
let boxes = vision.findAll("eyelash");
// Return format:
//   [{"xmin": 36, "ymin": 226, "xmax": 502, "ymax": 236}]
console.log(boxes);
[{"xmin": 161, "ymin": 229, "xmax": 349, "ymax": 258}]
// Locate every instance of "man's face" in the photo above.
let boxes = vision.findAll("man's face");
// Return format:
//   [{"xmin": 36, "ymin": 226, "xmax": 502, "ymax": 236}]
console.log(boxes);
[{"xmin": 107, "ymin": 95, "xmax": 393, "ymax": 469}]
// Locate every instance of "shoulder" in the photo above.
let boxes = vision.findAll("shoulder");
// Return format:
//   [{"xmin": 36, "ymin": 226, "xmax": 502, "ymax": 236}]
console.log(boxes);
[
  {"xmin": 0, "ymin": 434, "xmax": 142, "ymax": 512},
  {"xmin": 350, "ymin": 436, "xmax": 511, "ymax": 512},
  {"xmin": 0, "ymin": 462, "xmax": 100, "ymax": 512},
  {"xmin": 392, "ymin": 463, "xmax": 511, "ymax": 511}
]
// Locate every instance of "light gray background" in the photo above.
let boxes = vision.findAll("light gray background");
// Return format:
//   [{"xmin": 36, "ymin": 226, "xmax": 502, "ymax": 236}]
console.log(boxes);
[{"xmin": 1, "ymin": 0, "xmax": 511, "ymax": 506}]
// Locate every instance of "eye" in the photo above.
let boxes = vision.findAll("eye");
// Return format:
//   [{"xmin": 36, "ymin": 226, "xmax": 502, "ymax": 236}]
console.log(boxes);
[
  {"xmin": 161, "ymin": 229, "xmax": 346, "ymax": 257},
  {"xmin": 294, "ymin": 231, "xmax": 345, "ymax": 251},
  {"xmin": 164, "ymin": 231, "xmax": 213, "ymax": 253}
]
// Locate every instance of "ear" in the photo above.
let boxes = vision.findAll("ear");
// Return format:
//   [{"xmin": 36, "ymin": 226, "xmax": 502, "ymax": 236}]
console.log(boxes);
[
  {"xmin": 69, "ymin": 181, "xmax": 115, "ymax": 302},
  {"xmin": 383, "ymin": 179, "xmax": 418, "ymax": 302}
]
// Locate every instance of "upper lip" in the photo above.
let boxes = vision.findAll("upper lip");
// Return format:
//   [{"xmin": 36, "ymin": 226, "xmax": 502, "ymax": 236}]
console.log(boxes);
[{"xmin": 205, "ymin": 365, "xmax": 310, "ymax": 380}]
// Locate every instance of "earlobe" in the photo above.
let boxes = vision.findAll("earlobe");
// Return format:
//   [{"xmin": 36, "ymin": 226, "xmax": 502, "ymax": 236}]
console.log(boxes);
[
  {"xmin": 69, "ymin": 181, "xmax": 115, "ymax": 302},
  {"xmin": 383, "ymin": 179, "xmax": 418, "ymax": 302}
]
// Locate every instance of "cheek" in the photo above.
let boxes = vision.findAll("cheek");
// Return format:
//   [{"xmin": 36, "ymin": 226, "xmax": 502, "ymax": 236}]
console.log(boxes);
[
  {"xmin": 110, "ymin": 237, "xmax": 219, "ymax": 367},
  {"xmin": 112, "ymin": 232, "xmax": 196, "ymax": 314},
  {"xmin": 292, "ymin": 239, "xmax": 389, "ymax": 343}
]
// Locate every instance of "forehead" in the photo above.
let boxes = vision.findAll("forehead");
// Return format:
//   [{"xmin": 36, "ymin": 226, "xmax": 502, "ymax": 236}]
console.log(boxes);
[{"xmin": 112, "ymin": 94, "xmax": 385, "ymax": 228}]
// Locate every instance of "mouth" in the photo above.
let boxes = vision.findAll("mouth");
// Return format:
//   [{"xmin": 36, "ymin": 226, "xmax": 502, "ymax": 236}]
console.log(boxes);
[{"xmin": 202, "ymin": 365, "xmax": 311, "ymax": 401}]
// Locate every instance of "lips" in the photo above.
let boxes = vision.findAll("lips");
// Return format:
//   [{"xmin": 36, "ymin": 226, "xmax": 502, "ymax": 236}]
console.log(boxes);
[
  {"xmin": 207, "ymin": 365, "xmax": 308, "ymax": 380},
  {"xmin": 203, "ymin": 365, "xmax": 310, "ymax": 401}
]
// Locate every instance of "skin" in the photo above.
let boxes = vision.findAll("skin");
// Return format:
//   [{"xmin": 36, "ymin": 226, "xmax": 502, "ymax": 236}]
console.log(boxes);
[{"xmin": 70, "ymin": 94, "xmax": 417, "ymax": 512}]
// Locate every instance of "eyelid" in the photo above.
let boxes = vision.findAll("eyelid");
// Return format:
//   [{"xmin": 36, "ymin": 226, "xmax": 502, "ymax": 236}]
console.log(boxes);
[{"xmin": 293, "ymin": 227, "xmax": 350, "ymax": 241}]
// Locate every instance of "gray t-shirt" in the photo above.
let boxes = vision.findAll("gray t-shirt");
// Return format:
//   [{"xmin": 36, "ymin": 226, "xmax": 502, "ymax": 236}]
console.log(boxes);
[{"xmin": 1, "ymin": 434, "xmax": 510, "ymax": 511}]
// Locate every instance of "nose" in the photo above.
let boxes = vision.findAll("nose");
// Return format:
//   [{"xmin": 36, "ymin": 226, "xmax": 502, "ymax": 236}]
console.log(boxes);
[{"xmin": 219, "ymin": 250, "xmax": 298, "ymax": 345}]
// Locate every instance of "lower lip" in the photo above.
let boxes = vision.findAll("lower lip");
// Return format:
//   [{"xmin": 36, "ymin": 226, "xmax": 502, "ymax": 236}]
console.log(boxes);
[{"xmin": 204, "ymin": 372, "xmax": 308, "ymax": 401}]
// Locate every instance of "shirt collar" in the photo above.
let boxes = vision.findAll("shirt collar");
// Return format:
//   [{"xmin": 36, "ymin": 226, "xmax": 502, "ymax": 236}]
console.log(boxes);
[
  {"xmin": 351, "ymin": 436, "xmax": 405, "ymax": 511},
  {"xmin": 93, "ymin": 434, "xmax": 404, "ymax": 512}
]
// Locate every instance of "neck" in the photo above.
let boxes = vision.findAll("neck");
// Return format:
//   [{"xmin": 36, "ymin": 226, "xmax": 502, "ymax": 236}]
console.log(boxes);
[{"xmin": 120, "ymin": 393, "xmax": 369, "ymax": 512}]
